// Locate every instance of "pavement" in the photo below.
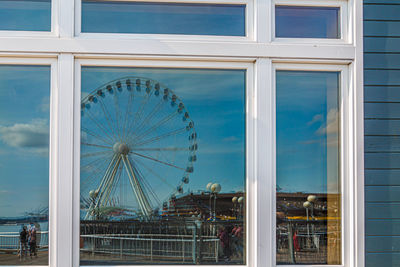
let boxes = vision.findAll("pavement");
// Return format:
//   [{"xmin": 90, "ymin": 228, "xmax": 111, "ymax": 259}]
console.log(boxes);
[{"xmin": 0, "ymin": 251, "xmax": 48, "ymax": 265}]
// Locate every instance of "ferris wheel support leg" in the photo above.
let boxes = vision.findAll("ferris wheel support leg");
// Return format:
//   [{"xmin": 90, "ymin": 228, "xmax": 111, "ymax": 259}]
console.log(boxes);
[
  {"xmin": 121, "ymin": 155, "xmax": 153, "ymax": 220},
  {"xmin": 96, "ymin": 154, "xmax": 119, "ymax": 197},
  {"xmin": 85, "ymin": 154, "xmax": 119, "ymax": 220},
  {"xmin": 98, "ymin": 155, "xmax": 122, "ymax": 208}
]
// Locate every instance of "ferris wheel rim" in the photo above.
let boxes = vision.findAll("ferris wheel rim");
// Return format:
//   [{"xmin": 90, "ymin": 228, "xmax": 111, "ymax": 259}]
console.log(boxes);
[{"xmin": 80, "ymin": 75, "xmax": 198, "ymax": 217}]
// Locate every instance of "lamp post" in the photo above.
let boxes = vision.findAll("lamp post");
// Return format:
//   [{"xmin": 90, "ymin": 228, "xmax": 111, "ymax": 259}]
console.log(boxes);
[
  {"xmin": 303, "ymin": 201, "xmax": 312, "ymax": 238},
  {"xmin": 238, "ymin": 196, "xmax": 244, "ymax": 220},
  {"xmin": 307, "ymin": 195, "xmax": 317, "ymax": 239},
  {"xmin": 211, "ymin": 183, "xmax": 221, "ymax": 220},
  {"xmin": 232, "ymin": 196, "xmax": 238, "ymax": 219},
  {"xmin": 206, "ymin": 183, "xmax": 213, "ymax": 218},
  {"xmin": 307, "ymin": 195, "xmax": 317, "ymax": 220}
]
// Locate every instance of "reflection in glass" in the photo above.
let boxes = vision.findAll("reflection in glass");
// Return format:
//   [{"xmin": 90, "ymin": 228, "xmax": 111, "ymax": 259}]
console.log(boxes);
[
  {"xmin": 80, "ymin": 67, "xmax": 246, "ymax": 265},
  {"xmin": 0, "ymin": 0, "xmax": 51, "ymax": 31},
  {"xmin": 275, "ymin": 6, "xmax": 340, "ymax": 38},
  {"xmin": 276, "ymin": 71, "xmax": 341, "ymax": 265},
  {"xmin": 82, "ymin": 1, "xmax": 245, "ymax": 36},
  {"xmin": 0, "ymin": 65, "xmax": 50, "ymax": 265}
]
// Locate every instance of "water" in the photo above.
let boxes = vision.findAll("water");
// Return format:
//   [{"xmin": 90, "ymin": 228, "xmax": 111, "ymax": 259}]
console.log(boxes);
[{"xmin": 0, "ymin": 222, "xmax": 48, "ymax": 234}]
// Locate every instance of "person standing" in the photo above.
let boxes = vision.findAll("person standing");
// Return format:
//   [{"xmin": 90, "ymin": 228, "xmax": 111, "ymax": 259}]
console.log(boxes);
[
  {"xmin": 29, "ymin": 225, "xmax": 37, "ymax": 258},
  {"xmin": 19, "ymin": 226, "xmax": 28, "ymax": 260},
  {"xmin": 218, "ymin": 227, "xmax": 231, "ymax": 262}
]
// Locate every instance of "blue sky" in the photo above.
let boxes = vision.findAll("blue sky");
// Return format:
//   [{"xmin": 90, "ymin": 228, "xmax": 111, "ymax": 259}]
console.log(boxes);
[
  {"xmin": 276, "ymin": 71, "xmax": 340, "ymax": 194},
  {"xmin": 0, "ymin": 65, "xmax": 50, "ymax": 217},
  {"xmin": 81, "ymin": 67, "xmax": 246, "ymax": 210},
  {"xmin": 0, "ymin": 0, "xmax": 51, "ymax": 31}
]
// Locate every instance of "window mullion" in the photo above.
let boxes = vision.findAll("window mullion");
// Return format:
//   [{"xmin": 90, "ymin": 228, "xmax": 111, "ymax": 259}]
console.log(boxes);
[
  {"xmin": 53, "ymin": 53, "xmax": 75, "ymax": 267},
  {"xmin": 59, "ymin": 0, "xmax": 75, "ymax": 38},
  {"xmin": 255, "ymin": 58, "xmax": 275, "ymax": 266}
]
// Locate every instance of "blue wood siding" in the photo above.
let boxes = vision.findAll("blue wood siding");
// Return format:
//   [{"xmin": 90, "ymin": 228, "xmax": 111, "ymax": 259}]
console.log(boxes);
[{"xmin": 364, "ymin": 1, "xmax": 400, "ymax": 265}]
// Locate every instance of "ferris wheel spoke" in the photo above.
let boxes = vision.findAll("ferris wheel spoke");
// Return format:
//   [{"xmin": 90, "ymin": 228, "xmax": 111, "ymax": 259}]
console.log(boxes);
[
  {"xmin": 81, "ymin": 156, "xmax": 114, "ymax": 190},
  {"xmin": 130, "ymin": 111, "xmax": 179, "ymax": 145},
  {"xmin": 125, "ymin": 89, "xmax": 154, "ymax": 142},
  {"xmin": 122, "ymin": 92, "xmax": 135, "ymax": 142},
  {"xmin": 133, "ymin": 156, "xmax": 176, "ymax": 191},
  {"xmin": 133, "ymin": 147, "xmax": 189, "ymax": 152},
  {"xmin": 82, "ymin": 127, "xmax": 114, "ymax": 146},
  {"xmin": 132, "ymin": 127, "xmax": 187, "ymax": 147},
  {"xmin": 98, "ymin": 98, "xmax": 119, "ymax": 140},
  {"xmin": 130, "ymin": 151, "xmax": 185, "ymax": 171},
  {"xmin": 130, "ymin": 158, "xmax": 161, "ymax": 207},
  {"xmin": 84, "ymin": 110, "xmax": 115, "ymax": 143},
  {"xmin": 125, "ymin": 97, "xmax": 164, "ymax": 144},
  {"xmin": 82, "ymin": 142, "xmax": 113, "ymax": 149},
  {"xmin": 113, "ymin": 89, "xmax": 123, "ymax": 141},
  {"xmin": 81, "ymin": 150, "xmax": 113, "ymax": 158}
]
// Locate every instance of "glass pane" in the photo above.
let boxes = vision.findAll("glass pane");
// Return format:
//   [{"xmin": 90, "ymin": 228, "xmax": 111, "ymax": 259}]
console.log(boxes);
[
  {"xmin": 276, "ymin": 71, "xmax": 341, "ymax": 265},
  {"xmin": 82, "ymin": 1, "xmax": 245, "ymax": 36},
  {"xmin": 0, "ymin": 65, "xmax": 50, "ymax": 265},
  {"xmin": 0, "ymin": 0, "xmax": 51, "ymax": 31},
  {"xmin": 80, "ymin": 67, "xmax": 246, "ymax": 265},
  {"xmin": 275, "ymin": 6, "xmax": 340, "ymax": 38}
]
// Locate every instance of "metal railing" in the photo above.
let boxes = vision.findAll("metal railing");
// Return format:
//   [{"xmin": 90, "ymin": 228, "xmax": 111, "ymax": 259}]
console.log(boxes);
[
  {"xmin": 0, "ymin": 231, "xmax": 48, "ymax": 252},
  {"xmin": 80, "ymin": 233, "xmax": 219, "ymax": 263}
]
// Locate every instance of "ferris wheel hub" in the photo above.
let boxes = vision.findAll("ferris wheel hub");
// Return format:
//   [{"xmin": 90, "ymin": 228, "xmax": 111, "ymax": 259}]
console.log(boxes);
[{"xmin": 113, "ymin": 142, "xmax": 130, "ymax": 155}]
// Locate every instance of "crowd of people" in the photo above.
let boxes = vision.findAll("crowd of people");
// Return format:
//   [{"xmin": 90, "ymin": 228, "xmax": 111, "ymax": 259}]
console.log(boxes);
[
  {"xmin": 217, "ymin": 224, "xmax": 244, "ymax": 262},
  {"xmin": 19, "ymin": 224, "xmax": 38, "ymax": 260}
]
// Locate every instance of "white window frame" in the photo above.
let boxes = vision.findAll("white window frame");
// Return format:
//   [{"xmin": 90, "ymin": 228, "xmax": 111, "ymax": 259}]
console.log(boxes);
[
  {"xmin": 271, "ymin": 62, "xmax": 350, "ymax": 267},
  {"xmin": 0, "ymin": 0, "xmax": 365, "ymax": 265},
  {"xmin": 74, "ymin": 0, "xmax": 255, "ymax": 42},
  {"xmin": 71, "ymin": 57, "xmax": 256, "ymax": 267},
  {"xmin": 272, "ymin": 0, "xmax": 349, "ymax": 44},
  {"xmin": 0, "ymin": 55, "xmax": 58, "ymax": 265}
]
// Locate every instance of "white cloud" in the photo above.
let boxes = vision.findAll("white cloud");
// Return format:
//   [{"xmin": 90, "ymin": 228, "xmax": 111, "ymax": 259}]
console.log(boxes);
[
  {"xmin": 316, "ymin": 109, "xmax": 339, "ymax": 135},
  {"xmin": 38, "ymin": 96, "xmax": 50, "ymax": 113},
  {"xmin": 0, "ymin": 119, "xmax": 49, "ymax": 152},
  {"xmin": 307, "ymin": 114, "xmax": 323, "ymax": 126}
]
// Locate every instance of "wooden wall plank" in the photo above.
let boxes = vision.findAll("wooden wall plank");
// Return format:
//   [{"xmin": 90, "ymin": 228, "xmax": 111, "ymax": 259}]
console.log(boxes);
[
  {"xmin": 366, "ymin": 219, "xmax": 400, "ymax": 235},
  {"xmin": 365, "ymin": 186, "xmax": 400, "ymax": 202},
  {"xmin": 364, "ymin": 0, "xmax": 400, "ymax": 3},
  {"xmin": 365, "ymin": 70, "xmax": 400, "ymax": 85},
  {"xmin": 364, "ymin": 5, "xmax": 400, "ymax": 20},
  {"xmin": 365, "ymin": 119, "xmax": 400, "ymax": 135},
  {"xmin": 365, "ymin": 37, "xmax": 400, "ymax": 53},
  {"xmin": 365, "ymin": 103, "xmax": 400, "ymax": 118},
  {"xmin": 365, "ymin": 136, "xmax": 400, "ymax": 152},
  {"xmin": 366, "ymin": 203, "xmax": 400, "ymax": 218},
  {"xmin": 366, "ymin": 236, "xmax": 400, "ymax": 252},
  {"xmin": 365, "ymin": 54, "xmax": 400, "ymax": 69},
  {"xmin": 365, "ymin": 86, "xmax": 400, "ymax": 102},
  {"xmin": 365, "ymin": 170, "xmax": 400, "ymax": 185},
  {"xmin": 366, "ymin": 252, "xmax": 400, "ymax": 267},
  {"xmin": 364, "ymin": 21, "xmax": 400, "ymax": 37}
]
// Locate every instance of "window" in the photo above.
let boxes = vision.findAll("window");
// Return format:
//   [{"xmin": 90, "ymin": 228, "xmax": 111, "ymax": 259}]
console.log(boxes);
[
  {"xmin": 275, "ymin": 68, "xmax": 342, "ymax": 265},
  {"xmin": 272, "ymin": 0, "xmax": 348, "ymax": 43},
  {"xmin": 81, "ymin": 1, "xmax": 246, "ymax": 36},
  {"xmin": 0, "ymin": 0, "xmax": 363, "ymax": 267},
  {"xmin": 77, "ymin": 64, "xmax": 248, "ymax": 265},
  {"xmin": 0, "ymin": 0, "xmax": 51, "ymax": 31},
  {"xmin": 275, "ymin": 6, "xmax": 340, "ymax": 38}
]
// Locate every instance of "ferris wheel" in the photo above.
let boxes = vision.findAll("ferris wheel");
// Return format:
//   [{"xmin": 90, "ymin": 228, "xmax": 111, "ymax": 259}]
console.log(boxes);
[{"xmin": 80, "ymin": 77, "xmax": 197, "ymax": 220}]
